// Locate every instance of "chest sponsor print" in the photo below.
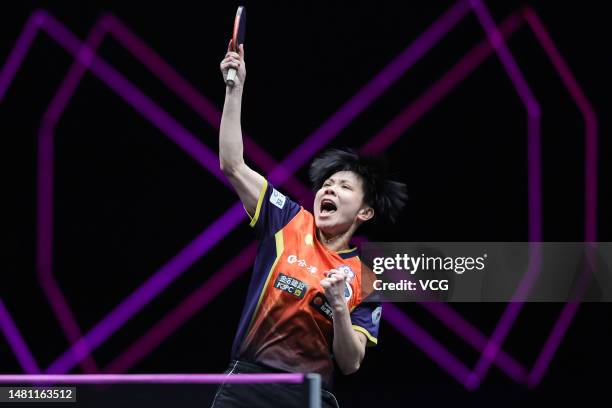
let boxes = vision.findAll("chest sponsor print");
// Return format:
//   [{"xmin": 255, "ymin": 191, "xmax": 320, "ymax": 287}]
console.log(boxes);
[
  {"xmin": 274, "ymin": 273, "xmax": 308, "ymax": 299},
  {"xmin": 287, "ymin": 254, "xmax": 318, "ymax": 274}
]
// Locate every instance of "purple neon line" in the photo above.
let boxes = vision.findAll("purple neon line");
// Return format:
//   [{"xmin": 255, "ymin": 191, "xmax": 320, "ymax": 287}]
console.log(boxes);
[
  {"xmin": 361, "ymin": 10, "xmax": 524, "ymax": 153},
  {"xmin": 0, "ymin": 373, "xmax": 304, "ymax": 384},
  {"xmin": 526, "ymin": 249, "xmax": 596, "ymax": 387},
  {"xmin": 521, "ymin": 8, "xmax": 598, "ymax": 387},
  {"xmin": 420, "ymin": 302, "xmax": 527, "ymax": 381},
  {"xmin": 0, "ymin": 12, "xmax": 224, "ymax": 187},
  {"xmin": 528, "ymin": 300, "xmax": 582, "ymax": 388},
  {"xmin": 45, "ymin": 202, "xmax": 246, "ymax": 374},
  {"xmin": 469, "ymin": 0, "xmax": 542, "ymax": 244},
  {"xmin": 0, "ymin": 12, "xmax": 46, "ymax": 100},
  {"xmin": 0, "ymin": 299, "xmax": 41, "ymax": 374},
  {"xmin": 522, "ymin": 9, "xmax": 598, "ymax": 242},
  {"xmin": 34, "ymin": 273, "xmax": 99, "ymax": 374},
  {"xmin": 98, "ymin": 14, "xmax": 313, "ymax": 205},
  {"xmin": 465, "ymin": 0, "xmax": 542, "ymax": 389},
  {"xmin": 39, "ymin": 2, "xmax": 472, "ymax": 374},
  {"xmin": 266, "ymin": 0, "xmax": 472, "ymax": 185},
  {"xmin": 36, "ymin": 24, "xmax": 109, "ymax": 375},
  {"xmin": 466, "ymin": 247, "xmax": 543, "ymax": 389},
  {"xmin": 104, "ymin": 242, "xmax": 258, "ymax": 373},
  {"xmin": 45, "ymin": 13, "xmax": 227, "ymax": 187},
  {"xmin": 383, "ymin": 303, "xmax": 474, "ymax": 385}
]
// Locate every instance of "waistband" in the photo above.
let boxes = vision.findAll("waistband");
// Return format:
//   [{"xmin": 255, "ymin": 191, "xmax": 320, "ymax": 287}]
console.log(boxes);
[{"xmin": 226, "ymin": 360, "xmax": 334, "ymax": 393}]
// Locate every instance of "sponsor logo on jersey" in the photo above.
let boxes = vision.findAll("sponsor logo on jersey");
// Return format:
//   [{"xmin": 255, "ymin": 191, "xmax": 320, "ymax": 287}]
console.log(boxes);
[
  {"xmin": 274, "ymin": 273, "xmax": 308, "ymax": 298},
  {"xmin": 310, "ymin": 293, "xmax": 333, "ymax": 321},
  {"xmin": 287, "ymin": 254, "xmax": 317, "ymax": 274}
]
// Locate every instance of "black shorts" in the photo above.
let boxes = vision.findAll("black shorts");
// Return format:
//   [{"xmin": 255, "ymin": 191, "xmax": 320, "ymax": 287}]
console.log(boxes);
[{"xmin": 209, "ymin": 360, "xmax": 340, "ymax": 408}]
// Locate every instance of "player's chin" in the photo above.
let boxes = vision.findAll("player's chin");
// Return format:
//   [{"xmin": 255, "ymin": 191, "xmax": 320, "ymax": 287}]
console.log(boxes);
[
  {"xmin": 314, "ymin": 215, "xmax": 333, "ymax": 230},
  {"xmin": 315, "ymin": 217, "xmax": 344, "ymax": 235}
]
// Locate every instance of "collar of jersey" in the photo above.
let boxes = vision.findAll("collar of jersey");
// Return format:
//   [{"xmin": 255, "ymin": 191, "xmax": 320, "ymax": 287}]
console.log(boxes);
[{"xmin": 336, "ymin": 246, "xmax": 359, "ymax": 259}]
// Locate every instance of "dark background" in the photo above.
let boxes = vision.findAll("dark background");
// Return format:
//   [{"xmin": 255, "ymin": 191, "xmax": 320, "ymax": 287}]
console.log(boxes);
[{"xmin": 1, "ymin": 0, "xmax": 610, "ymax": 406}]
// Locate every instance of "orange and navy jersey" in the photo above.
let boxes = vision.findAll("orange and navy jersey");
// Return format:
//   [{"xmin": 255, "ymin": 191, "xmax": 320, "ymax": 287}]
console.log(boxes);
[{"xmin": 230, "ymin": 179, "xmax": 382, "ymax": 387}]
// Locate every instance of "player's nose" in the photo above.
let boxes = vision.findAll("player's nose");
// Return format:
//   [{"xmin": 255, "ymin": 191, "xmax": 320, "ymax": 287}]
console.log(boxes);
[{"xmin": 323, "ymin": 186, "xmax": 337, "ymax": 196}]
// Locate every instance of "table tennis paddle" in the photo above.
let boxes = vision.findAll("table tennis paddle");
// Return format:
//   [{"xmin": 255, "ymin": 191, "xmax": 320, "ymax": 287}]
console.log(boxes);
[{"xmin": 226, "ymin": 6, "xmax": 246, "ymax": 87}]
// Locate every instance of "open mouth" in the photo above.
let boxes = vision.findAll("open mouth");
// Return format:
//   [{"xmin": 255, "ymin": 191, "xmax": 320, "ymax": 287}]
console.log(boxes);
[{"xmin": 320, "ymin": 198, "xmax": 337, "ymax": 215}]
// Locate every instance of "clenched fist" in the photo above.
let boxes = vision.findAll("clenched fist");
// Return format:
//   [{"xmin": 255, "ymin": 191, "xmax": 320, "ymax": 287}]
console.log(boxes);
[{"xmin": 320, "ymin": 269, "xmax": 349, "ymax": 312}]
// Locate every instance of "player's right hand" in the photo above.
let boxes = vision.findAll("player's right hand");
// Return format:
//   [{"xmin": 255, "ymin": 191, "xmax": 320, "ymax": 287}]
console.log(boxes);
[{"xmin": 220, "ymin": 39, "xmax": 246, "ymax": 88}]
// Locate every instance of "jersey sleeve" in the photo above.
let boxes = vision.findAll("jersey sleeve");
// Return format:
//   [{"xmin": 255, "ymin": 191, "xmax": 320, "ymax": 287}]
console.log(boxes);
[
  {"xmin": 246, "ymin": 179, "xmax": 301, "ymax": 240},
  {"xmin": 350, "ymin": 302, "xmax": 382, "ymax": 347}
]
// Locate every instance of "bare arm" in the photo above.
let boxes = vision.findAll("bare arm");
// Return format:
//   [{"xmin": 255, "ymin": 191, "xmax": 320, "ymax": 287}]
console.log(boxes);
[
  {"xmin": 320, "ymin": 271, "xmax": 368, "ymax": 375},
  {"xmin": 331, "ymin": 305, "xmax": 368, "ymax": 375},
  {"xmin": 219, "ymin": 41, "xmax": 265, "ymax": 217}
]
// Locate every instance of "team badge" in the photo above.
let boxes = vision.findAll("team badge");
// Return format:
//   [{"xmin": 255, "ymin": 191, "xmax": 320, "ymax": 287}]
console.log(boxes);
[
  {"xmin": 337, "ymin": 265, "xmax": 355, "ymax": 283},
  {"xmin": 270, "ymin": 188, "xmax": 286, "ymax": 209}
]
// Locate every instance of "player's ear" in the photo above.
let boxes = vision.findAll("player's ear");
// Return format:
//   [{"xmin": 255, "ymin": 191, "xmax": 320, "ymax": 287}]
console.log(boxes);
[{"xmin": 357, "ymin": 206, "xmax": 374, "ymax": 222}]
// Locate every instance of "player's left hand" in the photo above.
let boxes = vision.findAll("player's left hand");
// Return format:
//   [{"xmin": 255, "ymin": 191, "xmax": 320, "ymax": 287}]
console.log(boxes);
[{"xmin": 320, "ymin": 270, "xmax": 348, "ymax": 311}]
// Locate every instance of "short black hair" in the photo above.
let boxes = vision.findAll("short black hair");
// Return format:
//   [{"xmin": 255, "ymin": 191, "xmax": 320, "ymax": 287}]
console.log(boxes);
[{"xmin": 309, "ymin": 148, "xmax": 408, "ymax": 224}]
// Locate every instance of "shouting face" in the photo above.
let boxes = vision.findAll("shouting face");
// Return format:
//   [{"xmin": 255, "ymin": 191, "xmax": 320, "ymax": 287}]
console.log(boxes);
[{"xmin": 313, "ymin": 170, "xmax": 374, "ymax": 236}]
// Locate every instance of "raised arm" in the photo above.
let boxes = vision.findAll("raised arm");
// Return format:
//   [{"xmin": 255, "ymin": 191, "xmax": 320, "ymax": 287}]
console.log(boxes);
[{"xmin": 219, "ymin": 41, "xmax": 266, "ymax": 217}]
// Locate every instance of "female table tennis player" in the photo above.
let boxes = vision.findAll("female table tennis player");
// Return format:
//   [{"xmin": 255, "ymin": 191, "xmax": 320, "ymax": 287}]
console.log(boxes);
[{"xmin": 211, "ymin": 40, "xmax": 408, "ymax": 408}]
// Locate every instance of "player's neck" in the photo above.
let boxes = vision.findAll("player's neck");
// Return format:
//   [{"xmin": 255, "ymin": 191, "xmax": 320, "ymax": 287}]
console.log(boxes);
[{"xmin": 317, "ymin": 227, "xmax": 354, "ymax": 253}]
